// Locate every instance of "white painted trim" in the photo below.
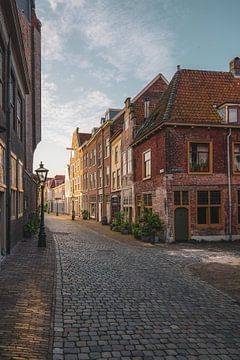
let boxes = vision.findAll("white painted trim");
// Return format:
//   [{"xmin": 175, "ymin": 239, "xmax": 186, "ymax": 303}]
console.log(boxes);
[{"xmin": 191, "ymin": 235, "xmax": 240, "ymax": 242}]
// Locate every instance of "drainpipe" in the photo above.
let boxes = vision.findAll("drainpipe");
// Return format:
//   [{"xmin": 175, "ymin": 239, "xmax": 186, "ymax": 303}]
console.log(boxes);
[
  {"xmin": 227, "ymin": 128, "xmax": 232, "ymax": 241},
  {"xmin": 6, "ymin": 39, "xmax": 12, "ymax": 254}
]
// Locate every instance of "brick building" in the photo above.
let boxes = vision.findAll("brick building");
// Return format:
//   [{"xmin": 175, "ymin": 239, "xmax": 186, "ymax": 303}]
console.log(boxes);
[
  {"xmin": 120, "ymin": 74, "xmax": 168, "ymax": 222},
  {"xmin": 0, "ymin": 0, "xmax": 41, "ymax": 259},
  {"xmin": 81, "ymin": 109, "xmax": 120, "ymax": 221},
  {"xmin": 133, "ymin": 59, "xmax": 240, "ymax": 242}
]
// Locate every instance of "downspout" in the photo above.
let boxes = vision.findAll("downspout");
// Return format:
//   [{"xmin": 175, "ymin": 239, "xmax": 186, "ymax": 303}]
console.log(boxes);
[
  {"xmin": 227, "ymin": 128, "xmax": 232, "ymax": 241},
  {"xmin": 6, "ymin": 39, "xmax": 12, "ymax": 254}
]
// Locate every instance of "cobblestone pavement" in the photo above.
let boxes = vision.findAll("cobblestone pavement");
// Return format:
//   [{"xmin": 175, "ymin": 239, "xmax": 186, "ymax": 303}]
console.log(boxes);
[
  {"xmin": 48, "ymin": 215, "xmax": 240, "ymax": 360},
  {"xmin": 0, "ymin": 229, "xmax": 56, "ymax": 360}
]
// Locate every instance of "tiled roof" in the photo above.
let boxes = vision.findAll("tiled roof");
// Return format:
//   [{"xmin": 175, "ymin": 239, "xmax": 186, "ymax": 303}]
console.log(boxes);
[{"xmin": 134, "ymin": 69, "xmax": 240, "ymax": 142}]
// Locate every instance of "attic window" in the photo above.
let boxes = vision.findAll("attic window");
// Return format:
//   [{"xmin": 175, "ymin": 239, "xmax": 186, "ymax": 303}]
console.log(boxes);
[
  {"xmin": 228, "ymin": 106, "xmax": 238, "ymax": 123},
  {"xmin": 216, "ymin": 104, "xmax": 240, "ymax": 124}
]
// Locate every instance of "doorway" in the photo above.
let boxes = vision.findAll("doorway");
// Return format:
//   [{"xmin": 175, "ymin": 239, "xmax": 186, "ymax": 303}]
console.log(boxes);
[{"xmin": 174, "ymin": 207, "xmax": 189, "ymax": 241}]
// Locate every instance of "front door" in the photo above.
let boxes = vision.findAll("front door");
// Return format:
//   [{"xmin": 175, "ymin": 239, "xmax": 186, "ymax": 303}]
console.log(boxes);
[
  {"xmin": 0, "ymin": 192, "xmax": 6, "ymax": 258},
  {"xmin": 174, "ymin": 207, "xmax": 189, "ymax": 241}
]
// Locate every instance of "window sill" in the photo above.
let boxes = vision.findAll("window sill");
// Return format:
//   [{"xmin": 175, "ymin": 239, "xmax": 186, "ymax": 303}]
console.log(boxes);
[
  {"xmin": 143, "ymin": 176, "xmax": 151, "ymax": 181},
  {"xmin": 196, "ymin": 224, "xmax": 222, "ymax": 228}
]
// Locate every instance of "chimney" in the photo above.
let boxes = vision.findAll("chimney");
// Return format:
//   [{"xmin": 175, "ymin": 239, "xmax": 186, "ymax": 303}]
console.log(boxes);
[{"xmin": 229, "ymin": 57, "xmax": 240, "ymax": 77}]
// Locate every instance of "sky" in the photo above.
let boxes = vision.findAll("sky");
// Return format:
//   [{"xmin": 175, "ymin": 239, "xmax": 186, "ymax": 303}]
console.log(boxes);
[{"xmin": 33, "ymin": 0, "xmax": 240, "ymax": 176}]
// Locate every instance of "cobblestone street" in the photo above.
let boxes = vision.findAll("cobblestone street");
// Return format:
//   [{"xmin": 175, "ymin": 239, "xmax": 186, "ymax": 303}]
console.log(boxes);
[{"xmin": 48, "ymin": 215, "xmax": 240, "ymax": 360}]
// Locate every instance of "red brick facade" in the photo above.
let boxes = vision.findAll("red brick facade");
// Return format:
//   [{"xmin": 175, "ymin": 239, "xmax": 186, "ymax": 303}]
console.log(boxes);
[{"xmin": 133, "ymin": 64, "xmax": 240, "ymax": 242}]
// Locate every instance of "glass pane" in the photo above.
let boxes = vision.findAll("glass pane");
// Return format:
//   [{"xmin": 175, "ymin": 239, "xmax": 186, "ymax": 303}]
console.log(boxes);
[
  {"xmin": 228, "ymin": 107, "xmax": 237, "ymax": 123},
  {"xmin": 234, "ymin": 154, "xmax": 240, "ymax": 172},
  {"xmin": 174, "ymin": 191, "xmax": 181, "ymax": 205},
  {"xmin": 182, "ymin": 191, "xmax": 189, "ymax": 205},
  {"xmin": 198, "ymin": 191, "xmax": 208, "ymax": 205},
  {"xmin": 210, "ymin": 207, "xmax": 220, "ymax": 224},
  {"xmin": 197, "ymin": 207, "xmax": 207, "ymax": 224},
  {"xmin": 210, "ymin": 191, "xmax": 221, "ymax": 205}
]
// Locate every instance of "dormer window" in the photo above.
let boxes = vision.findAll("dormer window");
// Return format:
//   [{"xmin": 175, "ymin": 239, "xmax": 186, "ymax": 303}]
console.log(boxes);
[
  {"xmin": 228, "ymin": 106, "xmax": 238, "ymax": 123},
  {"xmin": 216, "ymin": 104, "xmax": 240, "ymax": 124}
]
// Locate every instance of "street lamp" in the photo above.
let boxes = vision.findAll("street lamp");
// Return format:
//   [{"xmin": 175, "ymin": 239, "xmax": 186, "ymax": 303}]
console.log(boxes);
[{"xmin": 35, "ymin": 161, "xmax": 49, "ymax": 247}]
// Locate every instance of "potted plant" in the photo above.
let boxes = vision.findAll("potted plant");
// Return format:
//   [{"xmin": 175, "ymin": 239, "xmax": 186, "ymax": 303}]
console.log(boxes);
[
  {"xmin": 138, "ymin": 209, "xmax": 163, "ymax": 243},
  {"xmin": 120, "ymin": 221, "xmax": 132, "ymax": 235}
]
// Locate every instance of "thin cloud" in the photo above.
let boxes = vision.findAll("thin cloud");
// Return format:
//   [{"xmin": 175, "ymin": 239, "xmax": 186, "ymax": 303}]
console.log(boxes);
[{"xmin": 42, "ymin": 75, "xmax": 112, "ymax": 146}]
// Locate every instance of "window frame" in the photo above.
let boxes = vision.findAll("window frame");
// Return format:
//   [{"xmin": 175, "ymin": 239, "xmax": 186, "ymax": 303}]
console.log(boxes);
[
  {"xmin": 142, "ymin": 149, "xmax": 151, "ymax": 180},
  {"xmin": 233, "ymin": 142, "xmax": 240, "ymax": 174},
  {"xmin": 196, "ymin": 190, "xmax": 222, "ymax": 227},
  {"xmin": 188, "ymin": 141, "xmax": 213, "ymax": 175}
]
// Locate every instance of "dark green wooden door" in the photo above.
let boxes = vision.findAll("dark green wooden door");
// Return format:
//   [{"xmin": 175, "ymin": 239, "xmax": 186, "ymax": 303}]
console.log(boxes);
[{"xmin": 174, "ymin": 207, "xmax": 189, "ymax": 242}]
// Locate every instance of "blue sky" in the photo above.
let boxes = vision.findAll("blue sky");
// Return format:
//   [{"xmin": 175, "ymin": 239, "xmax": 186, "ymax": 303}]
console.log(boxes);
[{"xmin": 34, "ymin": 0, "xmax": 240, "ymax": 176}]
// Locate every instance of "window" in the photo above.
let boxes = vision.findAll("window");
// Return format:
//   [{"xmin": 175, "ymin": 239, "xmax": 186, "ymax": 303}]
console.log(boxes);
[
  {"xmin": 0, "ymin": 47, "xmax": 3, "ymax": 108},
  {"xmin": 115, "ymin": 146, "xmax": 118, "ymax": 164},
  {"xmin": 105, "ymin": 137, "xmax": 110, "ymax": 158},
  {"xmin": 122, "ymin": 152, "xmax": 127, "ymax": 175},
  {"xmin": 18, "ymin": 191, "xmax": 23, "ymax": 217},
  {"xmin": 112, "ymin": 171, "xmax": 116, "ymax": 190},
  {"xmin": 93, "ymin": 149, "xmax": 96, "ymax": 165},
  {"xmin": 10, "ymin": 74, "xmax": 15, "ymax": 128},
  {"xmin": 197, "ymin": 190, "xmax": 221, "ymax": 225},
  {"xmin": 233, "ymin": 143, "xmax": 240, "ymax": 173},
  {"xmin": 11, "ymin": 189, "xmax": 16, "ymax": 219},
  {"xmin": 143, "ymin": 150, "xmax": 151, "ymax": 179},
  {"xmin": 98, "ymin": 143, "xmax": 102, "ymax": 166},
  {"xmin": 143, "ymin": 193, "xmax": 152, "ymax": 211},
  {"xmin": 86, "ymin": 153, "xmax": 89, "ymax": 168},
  {"xmin": 18, "ymin": 162, "xmax": 23, "ymax": 191},
  {"xmin": 238, "ymin": 191, "xmax": 240, "ymax": 224},
  {"xmin": 89, "ymin": 151, "xmax": 92, "ymax": 166},
  {"xmin": 128, "ymin": 148, "xmax": 132, "ymax": 174},
  {"xmin": 105, "ymin": 166, "xmax": 110, "ymax": 186},
  {"xmin": 93, "ymin": 172, "xmax": 97, "ymax": 189},
  {"xmin": 189, "ymin": 143, "xmax": 211, "ymax": 173},
  {"xmin": 11, "ymin": 156, "xmax": 17, "ymax": 188},
  {"xmin": 17, "ymin": 94, "xmax": 23, "ymax": 140},
  {"xmin": 98, "ymin": 168, "xmax": 102, "ymax": 188},
  {"xmin": 228, "ymin": 106, "xmax": 238, "ymax": 123},
  {"xmin": 144, "ymin": 99, "xmax": 150, "ymax": 118},
  {"xmin": 174, "ymin": 191, "xmax": 189, "ymax": 206},
  {"xmin": 0, "ymin": 144, "xmax": 5, "ymax": 185},
  {"xmin": 117, "ymin": 169, "xmax": 121, "ymax": 189}
]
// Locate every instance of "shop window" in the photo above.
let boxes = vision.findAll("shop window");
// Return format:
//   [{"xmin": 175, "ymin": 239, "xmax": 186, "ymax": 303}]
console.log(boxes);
[{"xmin": 197, "ymin": 190, "xmax": 221, "ymax": 225}]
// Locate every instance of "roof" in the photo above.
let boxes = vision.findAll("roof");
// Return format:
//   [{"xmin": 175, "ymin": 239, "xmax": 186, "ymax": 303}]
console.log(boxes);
[
  {"xmin": 134, "ymin": 69, "xmax": 240, "ymax": 142},
  {"xmin": 78, "ymin": 132, "xmax": 91, "ymax": 145}
]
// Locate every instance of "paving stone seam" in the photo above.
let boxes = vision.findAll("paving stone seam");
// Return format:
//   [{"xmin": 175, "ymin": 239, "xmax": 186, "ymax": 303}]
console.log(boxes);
[{"xmin": 77, "ymin": 223, "xmax": 240, "ymax": 306}]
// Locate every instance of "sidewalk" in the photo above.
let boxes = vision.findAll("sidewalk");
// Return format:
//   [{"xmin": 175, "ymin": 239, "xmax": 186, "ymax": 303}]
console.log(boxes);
[{"xmin": 0, "ymin": 229, "xmax": 56, "ymax": 360}]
